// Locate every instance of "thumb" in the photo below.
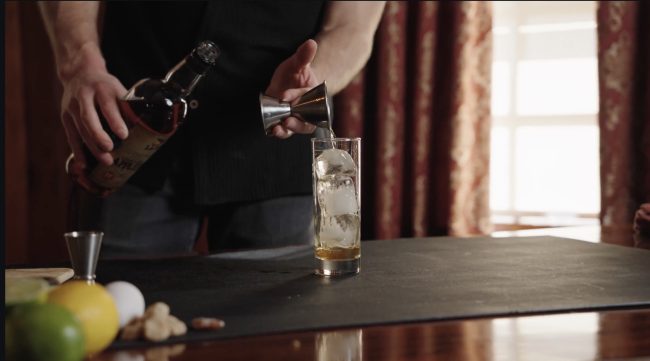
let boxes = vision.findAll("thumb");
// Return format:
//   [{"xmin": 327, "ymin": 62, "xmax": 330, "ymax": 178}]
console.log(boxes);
[{"xmin": 290, "ymin": 39, "xmax": 318, "ymax": 71}]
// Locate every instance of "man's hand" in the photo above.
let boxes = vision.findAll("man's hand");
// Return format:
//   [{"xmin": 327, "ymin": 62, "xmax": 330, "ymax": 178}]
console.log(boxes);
[
  {"xmin": 264, "ymin": 2, "xmax": 385, "ymax": 139},
  {"xmin": 39, "ymin": 1, "xmax": 128, "ymax": 168},
  {"xmin": 265, "ymin": 39, "xmax": 320, "ymax": 139},
  {"xmin": 59, "ymin": 43, "xmax": 129, "ymax": 167}
]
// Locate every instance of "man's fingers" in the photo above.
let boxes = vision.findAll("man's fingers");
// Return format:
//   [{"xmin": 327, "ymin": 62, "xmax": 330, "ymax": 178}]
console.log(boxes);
[
  {"xmin": 291, "ymin": 39, "xmax": 318, "ymax": 71},
  {"xmin": 264, "ymin": 39, "xmax": 320, "ymax": 97},
  {"xmin": 270, "ymin": 116, "xmax": 316, "ymax": 139},
  {"xmin": 271, "ymin": 124, "xmax": 294, "ymax": 139},
  {"xmin": 79, "ymin": 89, "xmax": 114, "ymax": 152},
  {"xmin": 62, "ymin": 113, "xmax": 87, "ymax": 168},
  {"xmin": 68, "ymin": 100, "xmax": 98, "ymax": 153},
  {"xmin": 96, "ymin": 84, "xmax": 128, "ymax": 140},
  {"xmin": 282, "ymin": 116, "xmax": 316, "ymax": 134},
  {"xmin": 70, "ymin": 109, "xmax": 113, "ymax": 166}
]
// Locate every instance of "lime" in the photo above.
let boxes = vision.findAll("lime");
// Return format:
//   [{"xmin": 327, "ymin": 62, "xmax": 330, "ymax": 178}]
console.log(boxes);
[
  {"xmin": 5, "ymin": 278, "xmax": 50, "ymax": 310},
  {"xmin": 6, "ymin": 303, "xmax": 85, "ymax": 361},
  {"xmin": 48, "ymin": 281, "xmax": 119, "ymax": 356}
]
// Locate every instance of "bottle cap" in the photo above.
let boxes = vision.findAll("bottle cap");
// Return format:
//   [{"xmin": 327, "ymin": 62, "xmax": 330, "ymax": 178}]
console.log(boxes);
[{"xmin": 195, "ymin": 41, "xmax": 220, "ymax": 66}]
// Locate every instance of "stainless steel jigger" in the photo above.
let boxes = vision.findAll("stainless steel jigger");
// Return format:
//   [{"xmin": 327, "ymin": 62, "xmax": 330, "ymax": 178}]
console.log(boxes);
[
  {"xmin": 259, "ymin": 81, "xmax": 333, "ymax": 135},
  {"xmin": 64, "ymin": 231, "xmax": 103, "ymax": 283}
]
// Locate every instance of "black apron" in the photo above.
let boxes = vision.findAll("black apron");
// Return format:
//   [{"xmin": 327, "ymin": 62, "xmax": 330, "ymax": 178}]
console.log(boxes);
[{"xmin": 101, "ymin": 1, "xmax": 325, "ymax": 204}]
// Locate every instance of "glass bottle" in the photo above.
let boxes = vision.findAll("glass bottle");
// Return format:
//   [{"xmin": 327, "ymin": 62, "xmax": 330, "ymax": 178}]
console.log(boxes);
[{"xmin": 67, "ymin": 41, "xmax": 220, "ymax": 196}]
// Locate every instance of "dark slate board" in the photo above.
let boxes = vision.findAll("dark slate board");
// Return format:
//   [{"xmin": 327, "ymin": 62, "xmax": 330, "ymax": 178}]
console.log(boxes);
[{"xmin": 97, "ymin": 236, "xmax": 650, "ymax": 348}]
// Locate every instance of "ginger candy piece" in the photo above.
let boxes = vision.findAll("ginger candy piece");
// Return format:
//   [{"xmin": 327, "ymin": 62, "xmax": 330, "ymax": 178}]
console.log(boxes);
[
  {"xmin": 191, "ymin": 317, "xmax": 225, "ymax": 331},
  {"xmin": 120, "ymin": 317, "xmax": 144, "ymax": 341},
  {"xmin": 130, "ymin": 301, "xmax": 188, "ymax": 342},
  {"xmin": 144, "ymin": 302, "xmax": 170, "ymax": 320},
  {"xmin": 167, "ymin": 315, "xmax": 188, "ymax": 336},
  {"xmin": 144, "ymin": 317, "xmax": 172, "ymax": 342}
]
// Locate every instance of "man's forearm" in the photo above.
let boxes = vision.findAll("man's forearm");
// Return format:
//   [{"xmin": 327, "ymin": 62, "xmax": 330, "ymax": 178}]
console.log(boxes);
[
  {"xmin": 38, "ymin": 1, "xmax": 104, "ymax": 80},
  {"xmin": 312, "ymin": 1, "xmax": 386, "ymax": 95}
]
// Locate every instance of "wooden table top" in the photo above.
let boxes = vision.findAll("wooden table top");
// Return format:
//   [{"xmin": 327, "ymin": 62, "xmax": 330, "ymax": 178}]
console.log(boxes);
[{"xmin": 94, "ymin": 225, "xmax": 650, "ymax": 361}]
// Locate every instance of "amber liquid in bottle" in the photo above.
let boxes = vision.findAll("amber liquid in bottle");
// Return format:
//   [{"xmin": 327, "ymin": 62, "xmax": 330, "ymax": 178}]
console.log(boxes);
[{"xmin": 87, "ymin": 79, "xmax": 187, "ymax": 191}]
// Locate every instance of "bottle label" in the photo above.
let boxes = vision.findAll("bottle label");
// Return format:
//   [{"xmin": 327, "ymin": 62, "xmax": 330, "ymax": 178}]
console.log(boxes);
[{"xmin": 89, "ymin": 124, "xmax": 171, "ymax": 190}]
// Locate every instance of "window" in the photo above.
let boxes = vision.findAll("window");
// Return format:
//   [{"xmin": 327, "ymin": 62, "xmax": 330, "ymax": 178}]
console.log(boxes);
[{"xmin": 490, "ymin": 1, "xmax": 600, "ymax": 228}]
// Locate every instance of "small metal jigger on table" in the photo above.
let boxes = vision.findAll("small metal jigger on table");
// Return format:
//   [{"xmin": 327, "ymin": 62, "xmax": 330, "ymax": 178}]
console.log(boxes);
[
  {"xmin": 64, "ymin": 231, "xmax": 104, "ymax": 283},
  {"xmin": 260, "ymin": 81, "xmax": 333, "ymax": 135}
]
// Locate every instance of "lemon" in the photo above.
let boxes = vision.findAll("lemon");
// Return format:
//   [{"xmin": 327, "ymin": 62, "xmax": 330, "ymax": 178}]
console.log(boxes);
[
  {"xmin": 6, "ymin": 303, "xmax": 85, "ymax": 361},
  {"xmin": 48, "ymin": 281, "xmax": 119, "ymax": 356},
  {"xmin": 5, "ymin": 277, "xmax": 50, "ymax": 310}
]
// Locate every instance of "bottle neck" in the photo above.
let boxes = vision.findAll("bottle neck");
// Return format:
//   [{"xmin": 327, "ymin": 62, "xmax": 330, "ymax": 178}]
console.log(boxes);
[{"xmin": 164, "ymin": 57, "xmax": 207, "ymax": 97}]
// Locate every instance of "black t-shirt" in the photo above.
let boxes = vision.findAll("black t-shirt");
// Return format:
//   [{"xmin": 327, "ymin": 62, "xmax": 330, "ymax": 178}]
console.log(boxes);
[{"xmin": 101, "ymin": 1, "xmax": 325, "ymax": 204}]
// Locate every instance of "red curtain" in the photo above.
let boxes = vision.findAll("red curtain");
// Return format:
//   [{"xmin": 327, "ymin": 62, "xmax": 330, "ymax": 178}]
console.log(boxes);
[
  {"xmin": 5, "ymin": 2, "xmax": 70, "ymax": 265},
  {"xmin": 597, "ymin": 1, "xmax": 650, "ymax": 227},
  {"xmin": 334, "ymin": 1, "xmax": 493, "ymax": 240}
]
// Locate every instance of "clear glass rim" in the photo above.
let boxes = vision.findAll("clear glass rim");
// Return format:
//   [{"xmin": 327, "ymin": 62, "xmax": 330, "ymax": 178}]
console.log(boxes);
[{"xmin": 311, "ymin": 137, "xmax": 361, "ymax": 143}]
